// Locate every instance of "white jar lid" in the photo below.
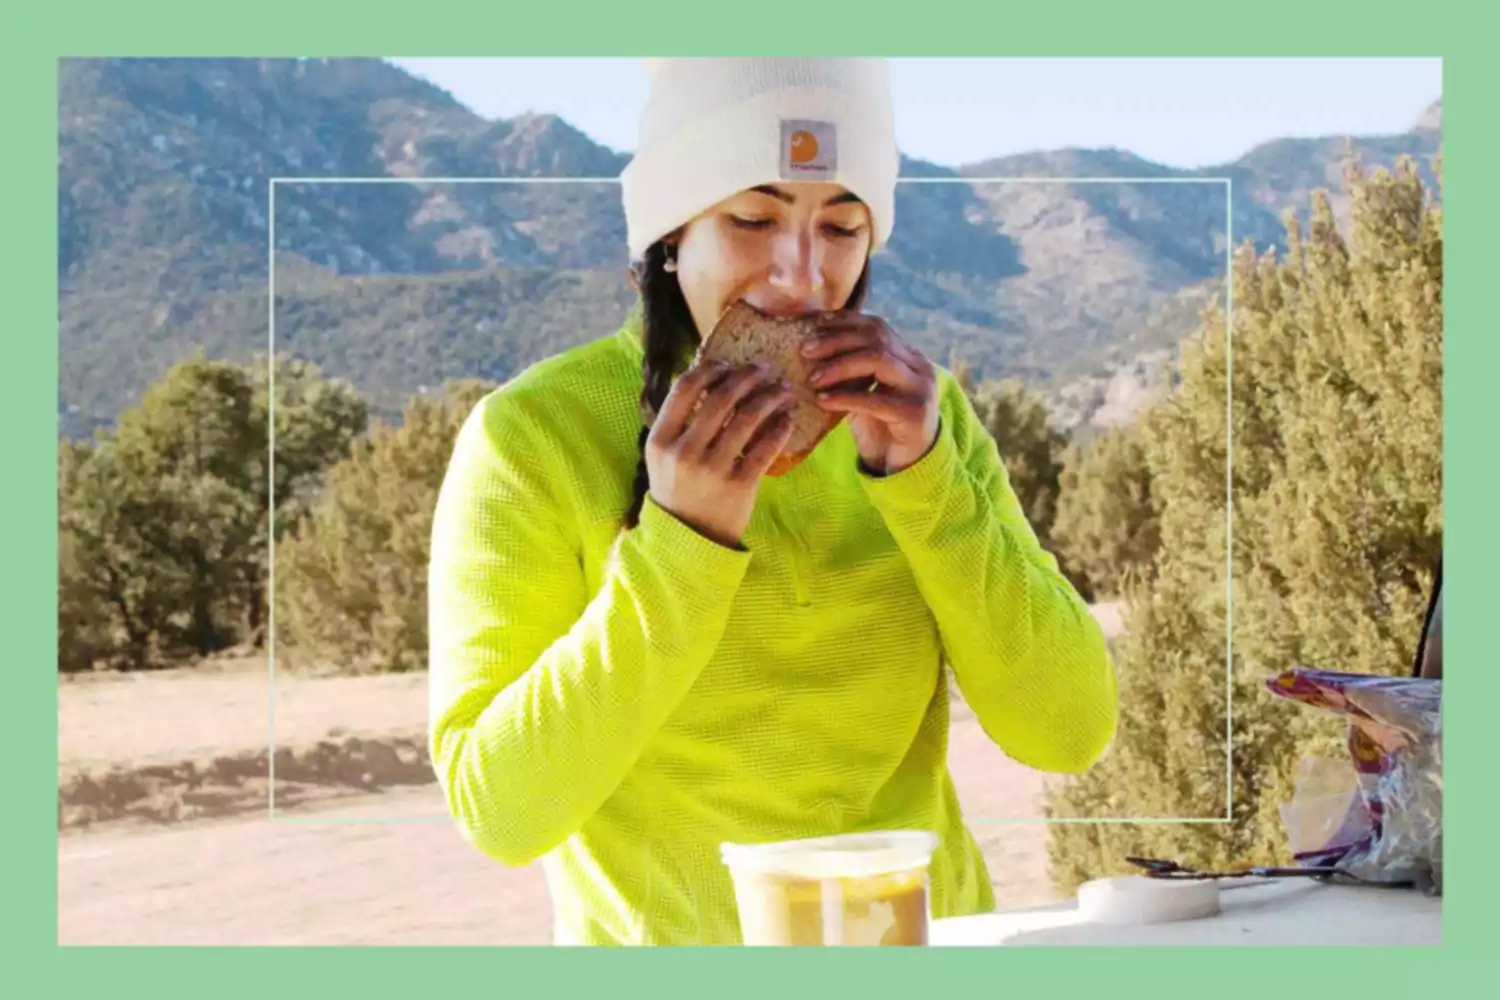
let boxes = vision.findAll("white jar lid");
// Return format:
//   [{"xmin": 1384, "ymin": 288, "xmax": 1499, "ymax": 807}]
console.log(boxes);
[
  {"xmin": 720, "ymin": 830, "xmax": 940, "ymax": 880},
  {"xmin": 1077, "ymin": 875, "xmax": 1223, "ymax": 925}
]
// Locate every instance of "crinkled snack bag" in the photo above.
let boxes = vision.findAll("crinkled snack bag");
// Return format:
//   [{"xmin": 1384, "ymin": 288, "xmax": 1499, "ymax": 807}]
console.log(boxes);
[
  {"xmin": 1265, "ymin": 669, "xmax": 1442, "ymax": 894},
  {"xmin": 1277, "ymin": 755, "xmax": 1376, "ymax": 869}
]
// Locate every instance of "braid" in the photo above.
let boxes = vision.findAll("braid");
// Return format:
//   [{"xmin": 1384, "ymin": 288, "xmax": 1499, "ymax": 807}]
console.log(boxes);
[
  {"xmin": 621, "ymin": 246, "xmax": 875, "ymax": 530},
  {"xmin": 623, "ymin": 239, "xmax": 697, "ymax": 529}
]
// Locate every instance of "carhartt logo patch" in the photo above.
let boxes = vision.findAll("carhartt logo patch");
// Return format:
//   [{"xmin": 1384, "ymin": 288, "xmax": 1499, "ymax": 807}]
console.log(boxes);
[{"xmin": 780, "ymin": 119, "xmax": 837, "ymax": 179}]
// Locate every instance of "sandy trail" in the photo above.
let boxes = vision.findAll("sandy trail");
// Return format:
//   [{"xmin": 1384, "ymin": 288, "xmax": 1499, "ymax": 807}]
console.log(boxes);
[
  {"xmin": 57, "ymin": 605, "xmax": 1120, "ymax": 946},
  {"xmin": 57, "ymin": 712, "xmax": 1060, "ymax": 946},
  {"xmin": 58, "ymin": 743, "xmax": 1055, "ymax": 947},
  {"xmin": 59, "ymin": 787, "xmax": 553, "ymax": 946}
]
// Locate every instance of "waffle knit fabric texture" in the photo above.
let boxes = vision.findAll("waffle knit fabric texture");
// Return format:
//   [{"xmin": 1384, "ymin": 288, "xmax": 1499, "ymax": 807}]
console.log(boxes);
[{"xmin": 427, "ymin": 320, "xmax": 1119, "ymax": 945}]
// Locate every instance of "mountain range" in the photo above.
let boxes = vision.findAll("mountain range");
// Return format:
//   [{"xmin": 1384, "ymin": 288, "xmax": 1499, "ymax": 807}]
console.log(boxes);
[{"xmin": 58, "ymin": 58, "xmax": 1442, "ymax": 439}]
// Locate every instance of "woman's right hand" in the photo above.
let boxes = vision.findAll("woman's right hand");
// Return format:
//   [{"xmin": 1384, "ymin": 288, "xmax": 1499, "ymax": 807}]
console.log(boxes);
[{"xmin": 645, "ymin": 359, "xmax": 796, "ymax": 549}]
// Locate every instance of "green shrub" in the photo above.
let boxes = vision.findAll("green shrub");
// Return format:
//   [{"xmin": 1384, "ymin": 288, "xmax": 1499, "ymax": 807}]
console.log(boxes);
[
  {"xmin": 1051, "ymin": 422, "xmax": 1161, "ymax": 602},
  {"xmin": 1044, "ymin": 156, "xmax": 1443, "ymax": 895},
  {"xmin": 56, "ymin": 354, "xmax": 367, "ymax": 670},
  {"xmin": 275, "ymin": 379, "xmax": 496, "ymax": 674}
]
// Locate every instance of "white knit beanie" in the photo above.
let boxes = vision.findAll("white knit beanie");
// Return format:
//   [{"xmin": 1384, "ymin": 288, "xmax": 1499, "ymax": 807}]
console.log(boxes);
[{"xmin": 621, "ymin": 58, "xmax": 899, "ymax": 263}]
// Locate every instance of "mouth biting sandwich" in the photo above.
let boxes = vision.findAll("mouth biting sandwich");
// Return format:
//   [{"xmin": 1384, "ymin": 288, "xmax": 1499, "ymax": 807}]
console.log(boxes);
[{"xmin": 694, "ymin": 300, "xmax": 842, "ymax": 477}]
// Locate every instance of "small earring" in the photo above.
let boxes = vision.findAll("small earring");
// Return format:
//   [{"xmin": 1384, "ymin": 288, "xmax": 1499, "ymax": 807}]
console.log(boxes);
[{"xmin": 663, "ymin": 257, "xmax": 678, "ymax": 274}]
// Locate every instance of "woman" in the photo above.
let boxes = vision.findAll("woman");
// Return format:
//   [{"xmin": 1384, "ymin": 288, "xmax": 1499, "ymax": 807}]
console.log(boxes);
[{"xmin": 427, "ymin": 58, "xmax": 1118, "ymax": 946}]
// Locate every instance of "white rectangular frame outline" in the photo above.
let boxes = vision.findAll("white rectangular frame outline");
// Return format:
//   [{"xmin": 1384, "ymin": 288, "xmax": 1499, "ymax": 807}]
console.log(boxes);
[{"xmin": 266, "ymin": 174, "xmax": 1234, "ymax": 826}]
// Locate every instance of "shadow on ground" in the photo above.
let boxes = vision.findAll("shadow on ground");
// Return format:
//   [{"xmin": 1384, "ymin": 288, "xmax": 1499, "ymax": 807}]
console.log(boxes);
[{"xmin": 59, "ymin": 732, "xmax": 436, "ymax": 830}]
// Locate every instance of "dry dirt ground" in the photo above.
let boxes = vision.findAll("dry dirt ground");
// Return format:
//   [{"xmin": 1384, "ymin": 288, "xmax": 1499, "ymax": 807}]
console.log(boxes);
[{"xmin": 57, "ymin": 604, "xmax": 1123, "ymax": 947}]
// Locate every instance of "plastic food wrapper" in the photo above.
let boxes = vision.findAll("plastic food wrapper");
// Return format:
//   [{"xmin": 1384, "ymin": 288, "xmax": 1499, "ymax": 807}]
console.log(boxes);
[{"xmin": 1265, "ymin": 669, "xmax": 1443, "ymax": 895}]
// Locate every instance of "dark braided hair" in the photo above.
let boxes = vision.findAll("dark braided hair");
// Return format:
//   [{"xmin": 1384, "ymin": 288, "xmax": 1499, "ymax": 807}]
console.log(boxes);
[{"xmin": 622, "ymin": 239, "xmax": 873, "ymax": 530}]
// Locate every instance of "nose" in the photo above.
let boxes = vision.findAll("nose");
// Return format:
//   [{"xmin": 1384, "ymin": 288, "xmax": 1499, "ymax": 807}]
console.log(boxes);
[{"xmin": 766, "ymin": 227, "xmax": 822, "ymax": 305}]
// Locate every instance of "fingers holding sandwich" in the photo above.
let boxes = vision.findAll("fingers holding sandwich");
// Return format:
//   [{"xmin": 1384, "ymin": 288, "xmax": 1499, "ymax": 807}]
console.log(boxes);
[
  {"xmin": 708, "ymin": 378, "xmax": 798, "ymax": 477},
  {"xmin": 644, "ymin": 357, "xmax": 793, "ymax": 549},
  {"xmin": 801, "ymin": 312, "xmax": 941, "ymax": 476},
  {"xmin": 803, "ymin": 314, "xmax": 932, "ymax": 395},
  {"xmin": 675, "ymin": 363, "xmax": 776, "ymax": 452},
  {"xmin": 731, "ymin": 402, "xmax": 799, "ymax": 481},
  {"xmin": 649, "ymin": 358, "xmax": 732, "ymax": 445}
]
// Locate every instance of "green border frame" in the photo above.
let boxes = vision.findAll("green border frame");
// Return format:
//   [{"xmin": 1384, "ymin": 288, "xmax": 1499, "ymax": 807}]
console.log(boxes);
[{"xmin": 12, "ymin": 0, "xmax": 1484, "ymax": 991}]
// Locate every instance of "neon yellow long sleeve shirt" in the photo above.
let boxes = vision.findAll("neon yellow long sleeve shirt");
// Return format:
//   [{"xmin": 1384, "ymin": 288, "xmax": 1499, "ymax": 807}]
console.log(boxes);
[{"xmin": 427, "ymin": 322, "xmax": 1118, "ymax": 945}]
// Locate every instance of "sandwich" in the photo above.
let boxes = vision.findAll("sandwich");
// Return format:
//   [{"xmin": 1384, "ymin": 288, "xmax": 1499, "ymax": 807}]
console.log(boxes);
[{"xmin": 693, "ymin": 300, "xmax": 842, "ymax": 477}]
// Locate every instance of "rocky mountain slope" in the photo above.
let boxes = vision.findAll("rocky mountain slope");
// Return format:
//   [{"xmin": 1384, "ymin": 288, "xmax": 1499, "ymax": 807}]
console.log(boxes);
[{"xmin": 58, "ymin": 58, "xmax": 1441, "ymax": 437}]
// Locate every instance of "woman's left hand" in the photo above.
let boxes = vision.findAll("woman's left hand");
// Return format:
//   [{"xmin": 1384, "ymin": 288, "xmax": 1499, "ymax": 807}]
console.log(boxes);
[{"xmin": 803, "ymin": 312, "xmax": 941, "ymax": 476}]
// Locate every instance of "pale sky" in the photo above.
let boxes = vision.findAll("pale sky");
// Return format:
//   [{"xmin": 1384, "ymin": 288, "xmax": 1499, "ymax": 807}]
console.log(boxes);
[{"xmin": 387, "ymin": 57, "xmax": 1441, "ymax": 170}]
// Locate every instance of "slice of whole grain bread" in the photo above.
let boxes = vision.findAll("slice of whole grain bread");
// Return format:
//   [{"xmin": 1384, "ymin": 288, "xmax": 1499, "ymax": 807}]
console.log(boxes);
[{"xmin": 695, "ymin": 301, "xmax": 841, "ymax": 476}]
